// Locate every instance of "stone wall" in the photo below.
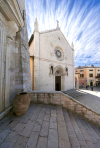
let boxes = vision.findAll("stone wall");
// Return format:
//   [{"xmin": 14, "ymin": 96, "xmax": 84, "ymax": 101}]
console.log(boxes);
[
  {"xmin": 29, "ymin": 91, "xmax": 100, "ymax": 127},
  {"xmin": 0, "ymin": 0, "xmax": 31, "ymax": 117}
]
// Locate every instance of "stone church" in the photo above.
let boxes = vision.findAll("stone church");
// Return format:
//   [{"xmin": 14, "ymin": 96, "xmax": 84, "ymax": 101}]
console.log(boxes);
[
  {"xmin": 0, "ymin": 0, "xmax": 31, "ymax": 119},
  {"xmin": 29, "ymin": 18, "xmax": 75, "ymax": 91}
]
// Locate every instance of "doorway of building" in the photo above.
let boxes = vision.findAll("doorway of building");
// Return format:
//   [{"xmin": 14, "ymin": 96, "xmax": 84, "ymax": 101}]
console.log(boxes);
[
  {"xmin": 90, "ymin": 81, "xmax": 93, "ymax": 86},
  {"xmin": 55, "ymin": 76, "xmax": 61, "ymax": 91}
]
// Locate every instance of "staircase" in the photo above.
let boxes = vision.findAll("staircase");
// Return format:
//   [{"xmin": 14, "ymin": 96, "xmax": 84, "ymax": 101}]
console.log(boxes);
[
  {"xmin": 0, "ymin": 104, "xmax": 100, "ymax": 148},
  {"xmin": 62, "ymin": 89, "xmax": 85, "ymax": 98}
]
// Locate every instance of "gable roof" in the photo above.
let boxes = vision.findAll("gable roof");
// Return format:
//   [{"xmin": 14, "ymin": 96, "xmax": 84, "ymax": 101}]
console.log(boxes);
[{"xmin": 29, "ymin": 28, "xmax": 74, "ymax": 51}]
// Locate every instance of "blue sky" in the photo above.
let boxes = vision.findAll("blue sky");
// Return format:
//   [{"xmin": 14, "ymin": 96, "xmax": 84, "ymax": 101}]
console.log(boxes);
[{"xmin": 25, "ymin": 0, "xmax": 100, "ymax": 67}]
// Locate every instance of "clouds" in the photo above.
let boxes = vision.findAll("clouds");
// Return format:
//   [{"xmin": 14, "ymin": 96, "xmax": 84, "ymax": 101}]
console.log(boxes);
[{"xmin": 25, "ymin": 0, "xmax": 100, "ymax": 66}]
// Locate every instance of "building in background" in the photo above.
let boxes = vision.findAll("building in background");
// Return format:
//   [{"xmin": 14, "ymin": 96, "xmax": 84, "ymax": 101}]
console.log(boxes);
[
  {"xmin": 29, "ymin": 18, "xmax": 75, "ymax": 91},
  {"xmin": 75, "ymin": 66, "xmax": 100, "ymax": 87},
  {"xmin": 0, "ymin": 0, "xmax": 31, "ymax": 119}
]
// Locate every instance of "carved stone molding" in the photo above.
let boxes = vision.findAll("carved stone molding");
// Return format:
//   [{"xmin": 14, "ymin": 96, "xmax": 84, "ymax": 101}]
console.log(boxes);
[
  {"xmin": 7, "ymin": 36, "xmax": 13, "ymax": 47},
  {"xmin": 54, "ymin": 65, "xmax": 66, "ymax": 76},
  {"xmin": 8, "ymin": 21, "xmax": 18, "ymax": 37}
]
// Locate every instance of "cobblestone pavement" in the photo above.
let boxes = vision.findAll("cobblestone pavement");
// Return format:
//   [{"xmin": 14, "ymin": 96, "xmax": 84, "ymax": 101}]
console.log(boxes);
[
  {"xmin": 63, "ymin": 87, "xmax": 100, "ymax": 114},
  {"xmin": 0, "ymin": 104, "xmax": 100, "ymax": 148}
]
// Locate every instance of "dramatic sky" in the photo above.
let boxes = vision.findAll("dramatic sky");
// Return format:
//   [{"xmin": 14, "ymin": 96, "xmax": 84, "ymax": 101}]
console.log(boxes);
[{"xmin": 25, "ymin": 0, "xmax": 100, "ymax": 67}]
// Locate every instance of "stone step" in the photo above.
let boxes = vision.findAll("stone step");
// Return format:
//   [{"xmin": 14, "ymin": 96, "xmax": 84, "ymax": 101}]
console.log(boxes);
[{"xmin": 63, "ymin": 108, "xmax": 100, "ymax": 148}]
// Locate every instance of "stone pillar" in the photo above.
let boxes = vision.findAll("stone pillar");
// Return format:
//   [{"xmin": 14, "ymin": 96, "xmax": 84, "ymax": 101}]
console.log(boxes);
[
  {"xmin": 76, "ymin": 81, "xmax": 79, "ymax": 90},
  {"xmin": 5, "ymin": 36, "xmax": 12, "ymax": 108}
]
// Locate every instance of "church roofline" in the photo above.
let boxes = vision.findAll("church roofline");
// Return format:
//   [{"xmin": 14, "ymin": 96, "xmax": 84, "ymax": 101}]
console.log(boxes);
[
  {"xmin": 75, "ymin": 66, "xmax": 100, "ymax": 69},
  {"xmin": 39, "ymin": 28, "xmax": 60, "ymax": 34},
  {"xmin": 29, "ymin": 27, "xmax": 74, "ymax": 51},
  {"xmin": 29, "ymin": 34, "xmax": 34, "ymax": 46},
  {"xmin": 40, "ymin": 28, "xmax": 74, "ymax": 51}
]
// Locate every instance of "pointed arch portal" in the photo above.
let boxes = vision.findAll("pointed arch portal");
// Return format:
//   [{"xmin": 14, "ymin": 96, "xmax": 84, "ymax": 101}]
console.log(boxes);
[{"xmin": 54, "ymin": 65, "xmax": 66, "ymax": 91}]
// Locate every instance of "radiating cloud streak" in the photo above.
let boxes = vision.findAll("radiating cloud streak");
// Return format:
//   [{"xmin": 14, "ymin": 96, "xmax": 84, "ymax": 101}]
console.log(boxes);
[{"xmin": 25, "ymin": 0, "xmax": 100, "ymax": 66}]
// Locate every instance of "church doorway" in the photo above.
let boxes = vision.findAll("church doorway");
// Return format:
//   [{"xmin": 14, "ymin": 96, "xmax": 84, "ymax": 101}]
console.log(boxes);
[
  {"xmin": 55, "ymin": 76, "xmax": 61, "ymax": 91},
  {"xmin": 90, "ymin": 81, "xmax": 93, "ymax": 86}
]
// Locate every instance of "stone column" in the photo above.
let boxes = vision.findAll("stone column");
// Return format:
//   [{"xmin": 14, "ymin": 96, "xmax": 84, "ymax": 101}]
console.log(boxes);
[
  {"xmin": 76, "ymin": 81, "xmax": 79, "ymax": 90},
  {"xmin": 5, "ymin": 36, "xmax": 12, "ymax": 108}
]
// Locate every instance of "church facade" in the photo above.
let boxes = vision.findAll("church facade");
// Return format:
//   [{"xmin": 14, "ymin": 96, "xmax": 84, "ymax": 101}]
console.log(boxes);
[{"xmin": 29, "ymin": 19, "xmax": 75, "ymax": 91}]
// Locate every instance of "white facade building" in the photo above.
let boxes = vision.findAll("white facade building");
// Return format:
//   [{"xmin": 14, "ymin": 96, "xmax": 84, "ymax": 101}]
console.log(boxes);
[{"xmin": 29, "ymin": 19, "xmax": 75, "ymax": 91}]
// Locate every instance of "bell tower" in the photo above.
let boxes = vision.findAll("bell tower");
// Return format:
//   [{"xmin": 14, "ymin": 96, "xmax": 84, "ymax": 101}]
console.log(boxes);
[{"xmin": 34, "ymin": 18, "xmax": 39, "ymax": 31}]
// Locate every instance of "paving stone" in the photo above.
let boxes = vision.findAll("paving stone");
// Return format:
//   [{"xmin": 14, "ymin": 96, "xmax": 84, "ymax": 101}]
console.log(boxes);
[
  {"xmin": 59, "ymin": 137, "xmax": 70, "ymax": 148},
  {"xmin": 19, "ymin": 109, "xmax": 33, "ymax": 124},
  {"xmin": 78, "ymin": 141, "xmax": 88, "ymax": 148},
  {"xmin": 90, "ymin": 124, "xmax": 100, "ymax": 137},
  {"xmin": 68, "ymin": 137, "xmax": 80, "ymax": 148},
  {"xmin": 63, "ymin": 111, "xmax": 80, "ymax": 148},
  {"xmin": 65, "ymin": 121, "xmax": 74, "ymax": 132},
  {"xmin": 30, "ymin": 113, "xmax": 39, "ymax": 121},
  {"xmin": 48, "ymin": 128, "xmax": 58, "ymax": 148},
  {"xmin": 0, "ymin": 114, "xmax": 15, "ymax": 132},
  {"xmin": 80, "ymin": 118, "xmax": 98, "ymax": 144},
  {"xmin": 63, "ymin": 109, "xmax": 70, "ymax": 122},
  {"xmin": 38, "ymin": 112, "xmax": 45, "ymax": 120},
  {"xmin": 69, "ymin": 113, "xmax": 81, "ymax": 134},
  {"xmin": 57, "ymin": 114, "xmax": 64, "ymax": 122},
  {"xmin": 86, "ymin": 141, "xmax": 95, "ymax": 148},
  {"xmin": 21, "ymin": 120, "xmax": 35, "ymax": 137},
  {"xmin": 0, "ymin": 129, "xmax": 11, "ymax": 144},
  {"xmin": 0, "ymin": 141, "xmax": 15, "ymax": 148},
  {"xmin": 30, "ymin": 112, "xmax": 39, "ymax": 121},
  {"xmin": 49, "ymin": 116, "xmax": 57, "ymax": 129},
  {"xmin": 5, "ymin": 131, "xmax": 19, "ymax": 142},
  {"xmin": 44, "ymin": 113, "xmax": 50, "ymax": 122},
  {"xmin": 13, "ymin": 135, "xmax": 28, "ymax": 148},
  {"xmin": 46, "ymin": 106, "xmax": 51, "ymax": 114},
  {"xmin": 25, "ymin": 131, "xmax": 38, "ymax": 148},
  {"xmin": 33, "ymin": 122, "xmax": 41, "ymax": 133},
  {"xmin": 74, "ymin": 115, "xmax": 95, "ymax": 148},
  {"xmin": 51, "ymin": 110, "xmax": 57, "ymax": 117},
  {"xmin": 34, "ymin": 105, "xmax": 42, "ymax": 113},
  {"xmin": 85, "ymin": 120, "xmax": 100, "ymax": 141},
  {"xmin": 7, "ymin": 116, "xmax": 22, "ymax": 129},
  {"xmin": 58, "ymin": 121, "xmax": 71, "ymax": 148},
  {"xmin": 40, "ymin": 121, "xmax": 49, "ymax": 137},
  {"xmin": 36, "ymin": 118, "xmax": 43, "ymax": 125},
  {"xmin": 13, "ymin": 122, "xmax": 25, "ymax": 135},
  {"xmin": 36, "ymin": 137, "xmax": 47, "ymax": 148}
]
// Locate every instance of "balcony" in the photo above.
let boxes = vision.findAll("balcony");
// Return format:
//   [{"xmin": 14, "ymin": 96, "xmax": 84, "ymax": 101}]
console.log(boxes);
[{"xmin": 95, "ymin": 76, "xmax": 100, "ymax": 78}]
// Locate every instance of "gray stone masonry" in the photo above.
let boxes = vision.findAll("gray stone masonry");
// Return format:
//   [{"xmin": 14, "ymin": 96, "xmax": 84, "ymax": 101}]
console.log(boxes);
[{"xmin": 29, "ymin": 91, "xmax": 100, "ymax": 127}]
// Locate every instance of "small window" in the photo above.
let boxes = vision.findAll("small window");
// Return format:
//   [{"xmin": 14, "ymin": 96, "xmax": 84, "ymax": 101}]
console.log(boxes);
[
  {"xmin": 80, "ymin": 74, "xmax": 84, "ymax": 77},
  {"xmin": 97, "ymin": 74, "xmax": 100, "ymax": 76},
  {"xmin": 80, "ymin": 70, "xmax": 84, "ymax": 72},
  {"xmin": 89, "ymin": 74, "xmax": 93, "ymax": 77},
  {"xmin": 89, "ymin": 70, "xmax": 93, "ymax": 71},
  {"xmin": 98, "ymin": 69, "xmax": 100, "ymax": 71}
]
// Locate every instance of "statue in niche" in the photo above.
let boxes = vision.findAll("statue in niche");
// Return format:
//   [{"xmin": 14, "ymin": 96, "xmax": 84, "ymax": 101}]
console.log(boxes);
[
  {"xmin": 65, "ymin": 67, "xmax": 68, "ymax": 76},
  {"xmin": 49, "ymin": 65, "xmax": 53, "ymax": 75}
]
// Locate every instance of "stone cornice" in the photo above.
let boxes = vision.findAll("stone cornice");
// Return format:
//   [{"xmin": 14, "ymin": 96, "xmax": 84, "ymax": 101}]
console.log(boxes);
[
  {"xmin": 0, "ymin": 13, "xmax": 8, "ymax": 27},
  {"xmin": 34, "ymin": 56, "xmax": 74, "ymax": 66},
  {"xmin": 0, "ymin": 0, "xmax": 24, "ymax": 27}
]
